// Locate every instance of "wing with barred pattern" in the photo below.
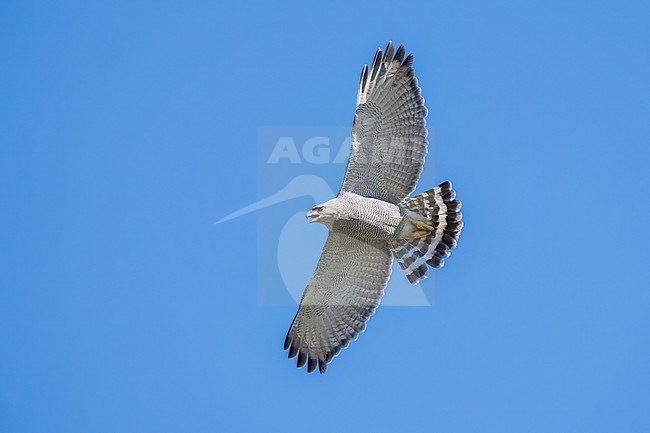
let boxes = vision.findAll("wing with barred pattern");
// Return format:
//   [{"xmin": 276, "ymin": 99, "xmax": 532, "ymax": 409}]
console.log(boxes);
[
  {"xmin": 339, "ymin": 41, "xmax": 428, "ymax": 204},
  {"xmin": 284, "ymin": 232, "xmax": 392, "ymax": 373}
]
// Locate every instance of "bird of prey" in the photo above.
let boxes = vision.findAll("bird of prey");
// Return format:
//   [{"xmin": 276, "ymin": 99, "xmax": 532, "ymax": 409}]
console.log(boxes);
[{"xmin": 284, "ymin": 42, "xmax": 463, "ymax": 373}]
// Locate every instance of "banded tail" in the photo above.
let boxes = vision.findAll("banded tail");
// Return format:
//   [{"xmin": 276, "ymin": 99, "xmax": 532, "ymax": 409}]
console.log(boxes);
[{"xmin": 390, "ymin": 181, "xmax": 463, "ymax": 284}]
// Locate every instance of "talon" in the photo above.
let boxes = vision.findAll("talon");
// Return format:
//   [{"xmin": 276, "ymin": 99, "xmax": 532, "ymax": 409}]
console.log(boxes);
[
  {"xmin": 408, "ymin": 218, "xmax": 434, "ymax": 239},
  {"xmin": 409, "ymin": 218, "xmax": 433, "ymax": 232}
]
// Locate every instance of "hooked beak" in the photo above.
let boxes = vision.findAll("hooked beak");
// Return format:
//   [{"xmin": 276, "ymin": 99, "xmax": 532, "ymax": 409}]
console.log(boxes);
[{"xmin": 306, "ymin": 209, "xmax": 319, "ymax": 223}]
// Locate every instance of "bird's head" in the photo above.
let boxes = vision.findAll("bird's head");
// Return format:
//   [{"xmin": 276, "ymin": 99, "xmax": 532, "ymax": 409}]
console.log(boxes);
[{"xmin": 307, "ymin": 199, "xmax": 340, "ymax": 227}]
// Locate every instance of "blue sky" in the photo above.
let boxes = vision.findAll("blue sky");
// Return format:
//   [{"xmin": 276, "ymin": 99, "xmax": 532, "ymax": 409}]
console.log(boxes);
[{"xmin": 1, "ymin": 1, "xmax": 649, "ymax": 432}]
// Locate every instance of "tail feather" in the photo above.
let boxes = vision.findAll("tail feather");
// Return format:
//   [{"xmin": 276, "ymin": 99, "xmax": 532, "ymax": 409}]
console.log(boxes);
[{"xmin": 390, "ymin": 181, "xmax": 463, "ymax": 284}]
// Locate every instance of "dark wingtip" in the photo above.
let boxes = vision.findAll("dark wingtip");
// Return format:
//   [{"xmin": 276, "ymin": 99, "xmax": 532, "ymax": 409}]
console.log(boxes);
[
  {"xmin": 307, "ymin": 356, "xmax": 318, "ymax": 373},
  {"xmin": 296, "ymin": 351, "xmax": 307, "ymax": 368},
  {"xmin": 283, "ymin": 333, "xmax": 292, "ymax": 351},
  {"xmin": 288, "ymin": 340, "xmax": 299, "ymax": 358},
  {"xmin": 366, "ymin": 47, "xmax": 381, "ymax": 83},
  {"xmin": 395, "ymin": 45, "xmax": 406, "ymax": 63},
  {"xmin": 402, "ymin": 52, "xmax": 413, "ymax": 68},
  {"xmin": 384, "ymin": 41, "xmax": 394, "ymax": 61}
]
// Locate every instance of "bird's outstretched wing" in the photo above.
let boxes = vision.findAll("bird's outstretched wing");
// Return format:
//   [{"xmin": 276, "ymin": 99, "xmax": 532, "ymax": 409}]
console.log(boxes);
[
  {"xmin": 284, "ymin": 232, "xmax": 392, "ymax": 373},
  {"xmin": 339, "ymin": 41, "xmax": 428, "ymax": 203}
]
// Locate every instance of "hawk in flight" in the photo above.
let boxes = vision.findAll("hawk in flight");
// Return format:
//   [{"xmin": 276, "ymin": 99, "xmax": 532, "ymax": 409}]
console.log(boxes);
[{"xmin": 284, "ymin": 42, "xmax": 463, "ymax": 373}]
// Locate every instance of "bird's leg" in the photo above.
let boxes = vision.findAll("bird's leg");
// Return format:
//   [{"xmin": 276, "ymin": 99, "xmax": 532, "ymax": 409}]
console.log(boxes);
[{"xmin": 408, "ymin": 218, "xmax": 434, "ymax": 239}]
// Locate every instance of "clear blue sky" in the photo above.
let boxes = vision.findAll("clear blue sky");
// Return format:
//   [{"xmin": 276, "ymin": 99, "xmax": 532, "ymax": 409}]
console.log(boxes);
[{"xmin": 2, "ymin": 1, "xmax": 649, "ymax": 432}]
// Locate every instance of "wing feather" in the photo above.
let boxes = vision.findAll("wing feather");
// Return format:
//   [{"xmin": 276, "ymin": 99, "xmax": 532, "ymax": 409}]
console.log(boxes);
[
  {"xmin": 284, "ymin": 231, "xmax": 392, "ymax": 373},
  {"xmin": 341, "ymin": 42, "xmax": 428, "ymax": 203}
]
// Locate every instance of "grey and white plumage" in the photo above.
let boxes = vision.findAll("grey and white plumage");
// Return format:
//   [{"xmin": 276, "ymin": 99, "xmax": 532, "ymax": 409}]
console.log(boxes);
[{"xmin": 284, "ymin": 42, "xmax": 463, "ymax": 373}]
